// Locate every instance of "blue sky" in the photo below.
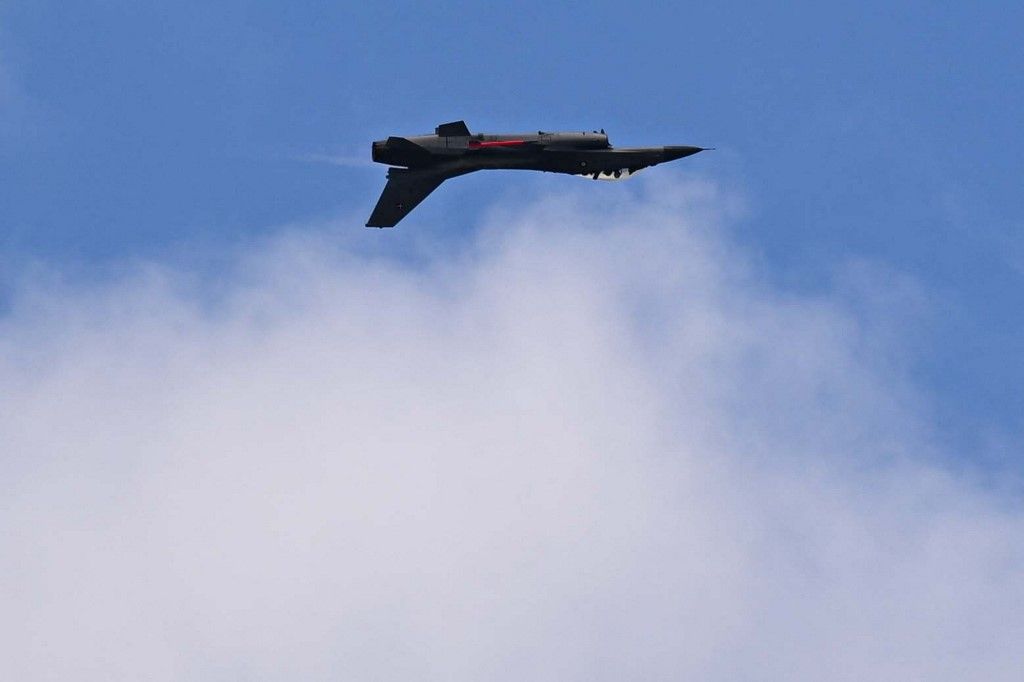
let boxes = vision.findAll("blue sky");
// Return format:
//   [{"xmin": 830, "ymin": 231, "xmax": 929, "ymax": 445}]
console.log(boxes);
[
  {"xmin": 3, "ymin": 4, "xmax": 1024, "ymax": 677},
  {"xmin": 2, "ymin": 3, "xmax": 1022, "ymax": 455}
]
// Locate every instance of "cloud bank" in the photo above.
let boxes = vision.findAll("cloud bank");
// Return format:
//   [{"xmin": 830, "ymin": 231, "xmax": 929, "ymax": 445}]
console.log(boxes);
[{"xmin": 2, "ymin": 178, "xmax": 1022, "ymax": 680}]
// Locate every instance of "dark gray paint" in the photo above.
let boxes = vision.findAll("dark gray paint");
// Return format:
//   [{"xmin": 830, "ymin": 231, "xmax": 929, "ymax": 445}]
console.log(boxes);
[{"xmin": 366, "ymin": 121, "xmax": 707, "ymax": 227}]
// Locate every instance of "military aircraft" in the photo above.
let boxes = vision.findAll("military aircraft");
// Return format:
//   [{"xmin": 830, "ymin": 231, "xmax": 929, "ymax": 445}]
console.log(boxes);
[{"xmin": 366, "ymin": 120, "xmax": 709, "ymax": 227}]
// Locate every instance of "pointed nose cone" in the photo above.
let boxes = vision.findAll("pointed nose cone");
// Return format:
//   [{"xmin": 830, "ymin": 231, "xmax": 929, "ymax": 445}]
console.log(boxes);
[{"xmin": 663, "ymin": 145, "xmax": 707, "ymax": 161}]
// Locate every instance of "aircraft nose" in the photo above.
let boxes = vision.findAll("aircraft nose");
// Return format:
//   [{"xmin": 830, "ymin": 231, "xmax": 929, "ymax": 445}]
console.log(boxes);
[{"xmin": 663, "ymin": 145, "xmax": 706, "ymax": 161}]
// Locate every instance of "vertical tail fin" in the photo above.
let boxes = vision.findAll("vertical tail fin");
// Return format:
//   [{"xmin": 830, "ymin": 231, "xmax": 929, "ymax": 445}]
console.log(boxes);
[{"xmin": 435, "ymin": 120, "xmax": 471, "ymax": 137}]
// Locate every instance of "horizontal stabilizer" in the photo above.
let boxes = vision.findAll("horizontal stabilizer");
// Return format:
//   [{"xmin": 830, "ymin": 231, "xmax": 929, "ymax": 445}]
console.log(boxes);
[
  {"xmin": 435, "ymin": 120, "xmax": 471, "ymax": 137},
  {"xmin": 386, "ymin": 136, "xmax": 433, "ymax": 163}
]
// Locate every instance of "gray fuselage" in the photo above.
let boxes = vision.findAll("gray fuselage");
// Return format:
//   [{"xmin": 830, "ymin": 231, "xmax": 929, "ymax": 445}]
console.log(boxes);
[{"xmin": 372, "ymin": 129, "xmax": 702, "ymax": 178}]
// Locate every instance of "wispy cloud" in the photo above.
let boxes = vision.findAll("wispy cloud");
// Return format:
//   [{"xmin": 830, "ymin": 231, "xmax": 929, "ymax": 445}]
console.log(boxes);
[
  {"xmin": 1, "ymin": 178, "xmax": 1022, "ymax": 680},
  {"xmin": 291, "ymin": 151, "xmax": 377, "ymax": 168}
]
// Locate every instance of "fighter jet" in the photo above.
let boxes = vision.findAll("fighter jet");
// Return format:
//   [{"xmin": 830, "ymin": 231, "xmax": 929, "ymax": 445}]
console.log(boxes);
[{"xmin": 366, "ymin": 120, "xmax": 708, "ymax": 227}]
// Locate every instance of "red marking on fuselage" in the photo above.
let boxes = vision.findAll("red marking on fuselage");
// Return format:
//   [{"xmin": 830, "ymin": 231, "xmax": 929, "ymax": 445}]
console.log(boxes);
[{"xmin": 468, "ymin": 139, "xmax": 527, "ymax": 149}]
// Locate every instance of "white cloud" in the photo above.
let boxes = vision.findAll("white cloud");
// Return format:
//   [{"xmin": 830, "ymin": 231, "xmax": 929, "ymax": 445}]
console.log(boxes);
[{"xmin": 1, "ymin": 177, "xmax": 1022, "ymax": 680}]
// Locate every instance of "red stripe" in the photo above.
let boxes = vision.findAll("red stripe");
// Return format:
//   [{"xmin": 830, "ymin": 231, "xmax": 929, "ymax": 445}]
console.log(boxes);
[{"xmin": 468, "ymin": 139, "xmax": 527, "ymax": 149}]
